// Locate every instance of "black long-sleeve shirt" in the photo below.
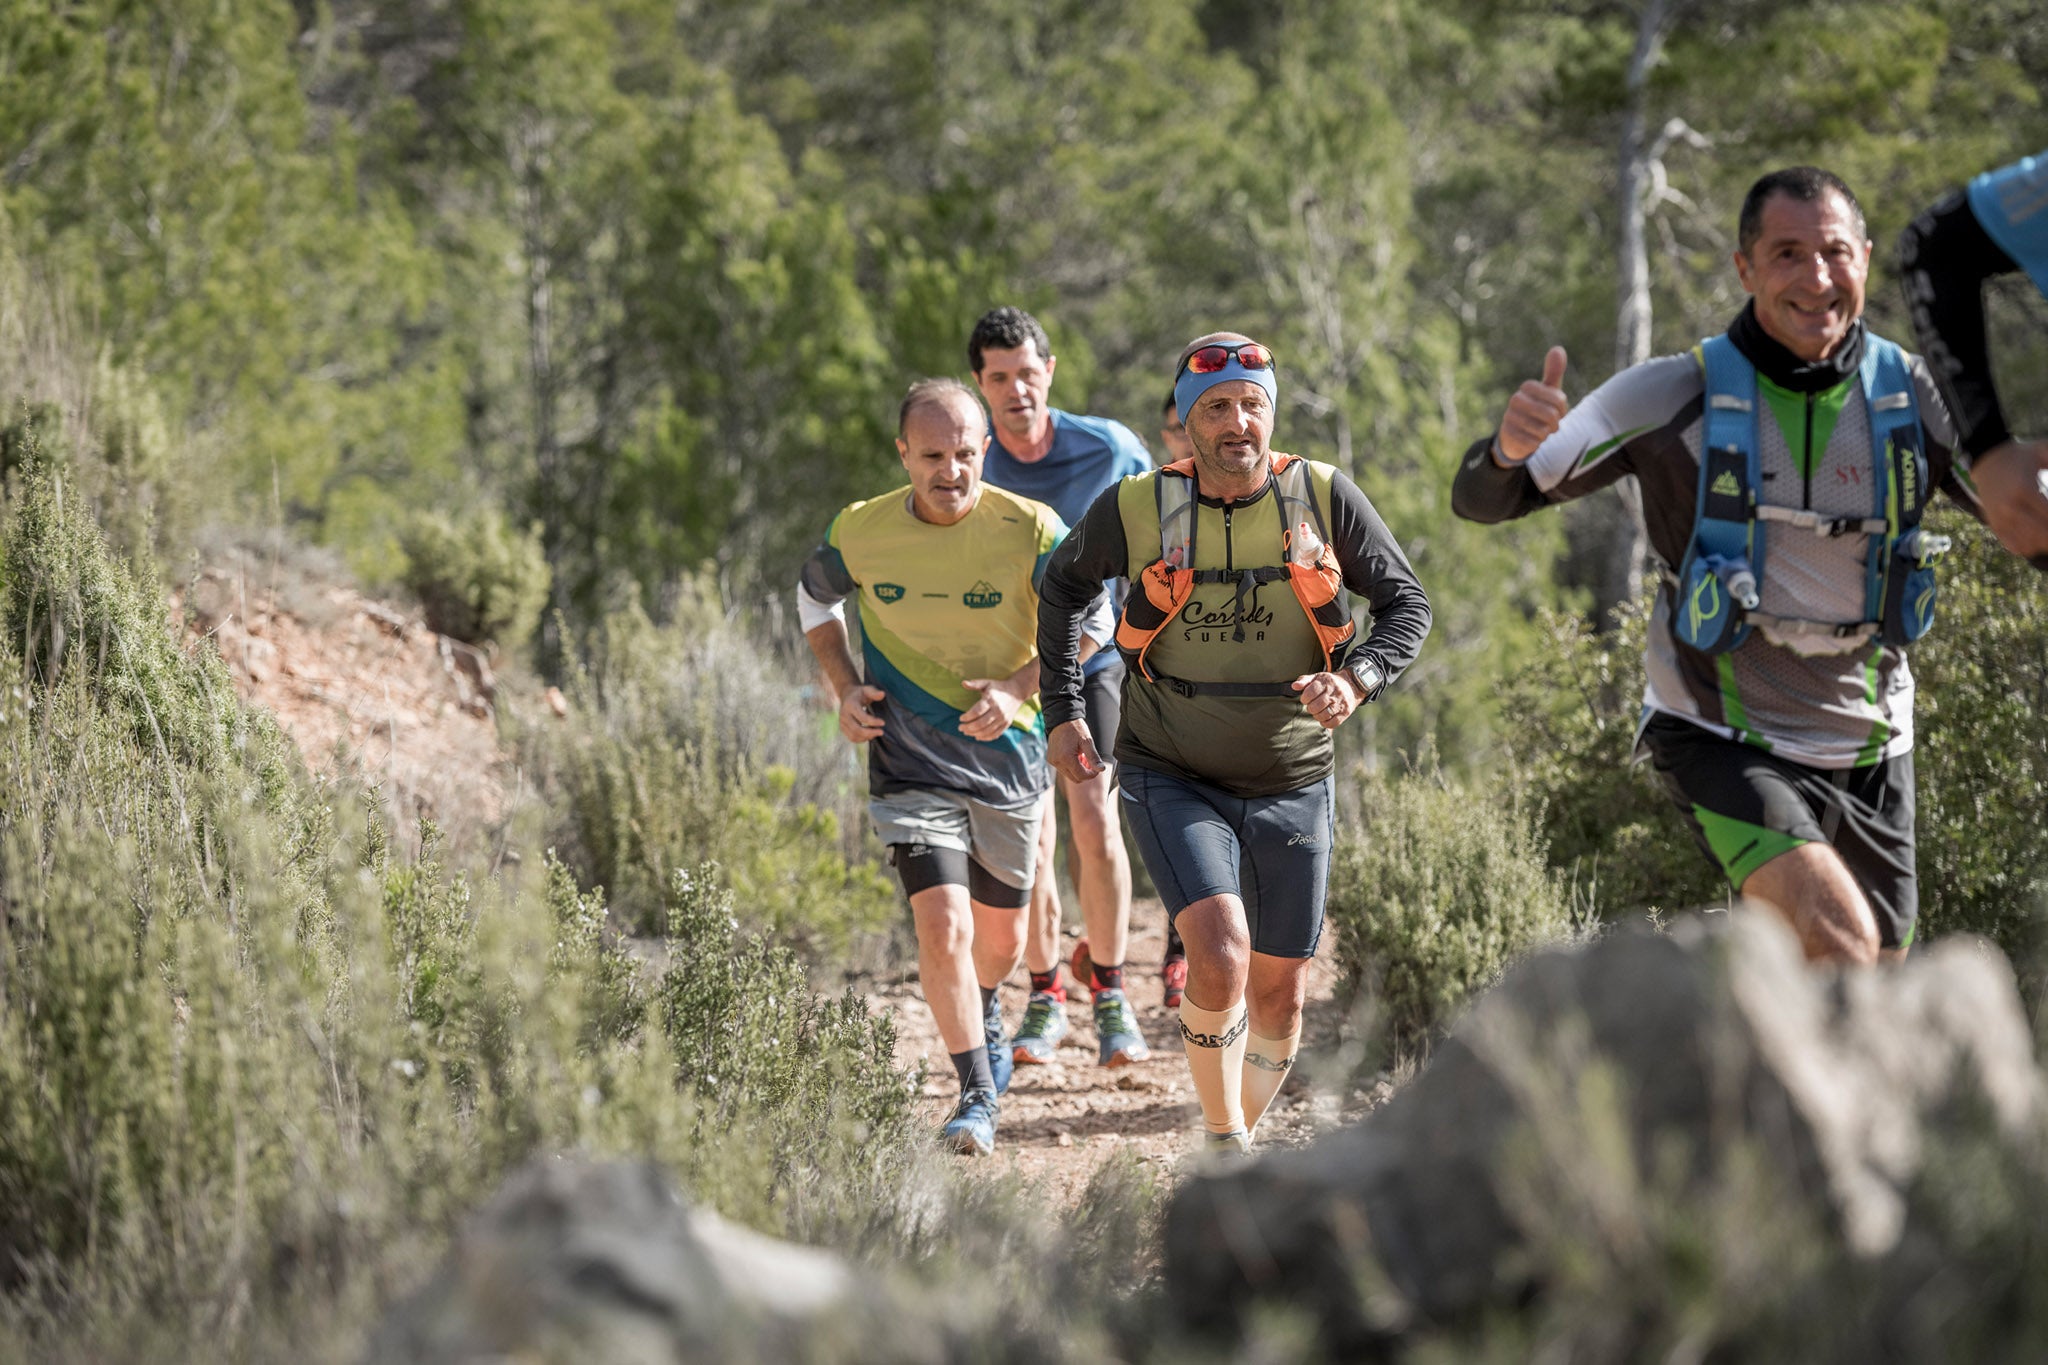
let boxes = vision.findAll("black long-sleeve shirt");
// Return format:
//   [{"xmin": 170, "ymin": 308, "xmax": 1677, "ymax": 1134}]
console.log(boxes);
[
  {"xmin": 1038, "ymin": 458, "xmax": 1430, "ymax": 797},
  {"xmin": 1898, "ymin": 189, "xmax": 2022, "ymax": 458}
]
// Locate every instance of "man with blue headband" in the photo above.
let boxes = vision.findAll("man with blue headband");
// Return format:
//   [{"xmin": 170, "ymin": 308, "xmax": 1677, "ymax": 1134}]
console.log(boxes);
[
  {"xmin": 1899, "ymin": 151, "xmax": 2048, "ymax": 565},
  {"xmin": 1037, "ymin": 331, "xmax": 1432, "ymax": 1156}
]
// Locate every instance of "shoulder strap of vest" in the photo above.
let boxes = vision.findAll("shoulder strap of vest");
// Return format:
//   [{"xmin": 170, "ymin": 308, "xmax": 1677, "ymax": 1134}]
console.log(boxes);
[
  {"xmin": 1154, "ymin": 459, "xmax": 1198, "ymax": 569},
  {"xmin": 1858, "ymin": 332, "xmax": 1925, "ymax": 625},
  {"xmin": 1268, "ymin": 454, "xmax": 1331, "ymax": 558},
  {"xmin": 1695, "ymin": 336, "xmax": 1763, "ymax": 571},
  {"xmin": 1859, "ymin": 334, "xmax": 1922, "ymax": 526}
]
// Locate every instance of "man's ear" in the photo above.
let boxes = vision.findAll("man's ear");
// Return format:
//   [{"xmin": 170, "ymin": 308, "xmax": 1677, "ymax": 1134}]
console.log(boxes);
[{"xmin": 1731, "ymin": 248, "xmax": 1757, "ymax": 293}]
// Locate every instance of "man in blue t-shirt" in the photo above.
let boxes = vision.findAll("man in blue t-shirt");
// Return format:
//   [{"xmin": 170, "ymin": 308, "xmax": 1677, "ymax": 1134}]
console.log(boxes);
[{"xmin": 969, "ymin": 306, "xmax": 1154, "ymax": 1067}]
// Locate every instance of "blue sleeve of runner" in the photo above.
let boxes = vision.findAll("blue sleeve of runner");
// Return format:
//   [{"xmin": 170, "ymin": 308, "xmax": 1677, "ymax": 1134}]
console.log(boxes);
[
  {"xmin": 1109, "ymin": 422, "xmax": 1152, "ymax": 482},
  {"xmin": 1968, "ymin": 152, "xmax": 2048, "ymax": 296}
]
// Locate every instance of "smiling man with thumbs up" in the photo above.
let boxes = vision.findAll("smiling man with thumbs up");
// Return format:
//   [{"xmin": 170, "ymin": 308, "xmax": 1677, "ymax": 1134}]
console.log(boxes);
[{"xmin": 1453, "ymin": 166, "xmax": 2013, "ymax": 968}]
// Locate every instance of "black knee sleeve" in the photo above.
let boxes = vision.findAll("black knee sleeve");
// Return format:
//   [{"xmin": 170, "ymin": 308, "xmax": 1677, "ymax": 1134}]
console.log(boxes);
[{"xmin": 967, "ymin": 858, "xmax": 1029, "ymax": 909}]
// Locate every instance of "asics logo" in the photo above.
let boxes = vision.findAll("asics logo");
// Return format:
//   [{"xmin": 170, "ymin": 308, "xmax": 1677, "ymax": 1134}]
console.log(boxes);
[
  {"xmin": 1286, "ymin": 832, "xmax": 1320, "ymax": 848},
  {"xmin": 1179, "ymin": 1015, "xmax": 1249, "ymax": 1049},
  {"xmin": 1245, "ymin": 1052, "xmax": 1294, "ymax": 1073}
]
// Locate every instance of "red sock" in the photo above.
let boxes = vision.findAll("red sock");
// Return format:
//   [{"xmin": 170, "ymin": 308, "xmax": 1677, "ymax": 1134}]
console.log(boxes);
[
  {"xmin": 1029, "ymin": 968, "xmax": 1064, "ymax": 1000},
  {"xmin": 1091, "ymin": 962, "xmax": 1124, "ymax": 993}
]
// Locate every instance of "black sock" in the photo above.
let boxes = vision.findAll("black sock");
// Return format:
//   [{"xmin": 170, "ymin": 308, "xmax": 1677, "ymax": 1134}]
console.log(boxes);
[
  {"xmin": 950, "ymin": 1046, "xmax": 996, "ymax": 1096},
  {"xmin": 980, "ymin": 983, "xmax": 998, "ymax": 1017},
  {"xmin": 1029, "ymin": 968, "xmax": 1059, "ymax": 995},
  {"xmin": 1091, "ymin": 962, "xmax": 1124, "ymax": 993}
]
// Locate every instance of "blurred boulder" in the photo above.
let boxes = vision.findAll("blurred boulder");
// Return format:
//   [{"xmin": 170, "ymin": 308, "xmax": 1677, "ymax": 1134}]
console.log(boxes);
[
  {"xmin": 1165, "ymin": 911, "xmax": 2045, "ymax": 1352},
  {"xmin": 368, "ymin": 1157, "xmax": 940, "ymax": 1364}
]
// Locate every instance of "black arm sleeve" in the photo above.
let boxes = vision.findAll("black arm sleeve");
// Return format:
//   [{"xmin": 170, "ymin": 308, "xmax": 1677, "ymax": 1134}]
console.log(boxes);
[
  {"xmin": 1451, "ymin": 434, "xmax": 1550, "ymax": 523},
  {"xmin": 1037, "ymin": 485, "xmax": 1131, "ymax": 730},
  {"xmin": 1899, "ymin": 190, "xmax": 2022, "ymax": 458},
  {"xmin": 1326, "ymin": 470, "xmax": 1431, "ymax": 692}
]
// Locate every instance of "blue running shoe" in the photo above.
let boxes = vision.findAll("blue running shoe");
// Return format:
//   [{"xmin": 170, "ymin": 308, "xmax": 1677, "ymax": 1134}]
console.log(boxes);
[
  {"xmin": 1203, "ymin": 1128, "xmax": 1251, "ymax": 1160},
  {"xmin": 1010, "ymin": 991, "xmax": 1069, "ymax": 1065},
  {"xmin": 984, "ymin": 990, "xmax": 1013, "ymax": 1095},
  {"xmin": 1093, "ymin": 988, "xmax": 1150, "ymax": 1067},
  {"xmin": 943, "ymin": 1087, "xmax": 999, "ymax": 1156}
]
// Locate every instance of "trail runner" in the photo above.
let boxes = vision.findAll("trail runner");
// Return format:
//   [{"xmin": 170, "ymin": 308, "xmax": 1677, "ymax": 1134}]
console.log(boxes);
[
  {"xmin": 1037, "ymin": 332, "xmax": 1432, "ymax": 1155},
  {"xmin": 799, "ymin": 378, "xmax": 1104, "ymax": 1155}
]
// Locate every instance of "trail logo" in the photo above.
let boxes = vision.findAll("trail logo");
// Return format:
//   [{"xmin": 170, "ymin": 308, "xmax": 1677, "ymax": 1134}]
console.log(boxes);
[
  {"xmin": 1710, "ymin": 470, "xmax": 1741, "ymax": 497},
  {"xmin": 875, "ymin": 583, "xmax": 907, "ymax": 602},
  {"xmin": 963, "ymin": 580, "xmax": 1003, "ymax": 608}
]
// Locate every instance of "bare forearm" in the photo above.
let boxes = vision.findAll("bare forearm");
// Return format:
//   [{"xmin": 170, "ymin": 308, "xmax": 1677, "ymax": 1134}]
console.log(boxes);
[{"xmin": 805, "ymin": 621, "xmax": 863, "ymax": 696}]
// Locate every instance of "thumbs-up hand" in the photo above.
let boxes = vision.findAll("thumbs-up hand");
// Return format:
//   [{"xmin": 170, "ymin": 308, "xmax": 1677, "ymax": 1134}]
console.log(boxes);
[{"xmin": 1495, "ymin": 346, "xmax": 1570, "ymax": 465}]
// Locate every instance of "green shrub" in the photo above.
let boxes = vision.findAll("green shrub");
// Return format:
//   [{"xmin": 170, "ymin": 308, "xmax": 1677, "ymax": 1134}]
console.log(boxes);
[
  {"xmin": 1328, "ymin": 762, "xmax": 1579, "ymax": 1047},
  {"xmin": 520, "ymin": 593, "xmax": 899, "ymax": 959},
  {"xmin": 1908, "ymin": 510, "xmax": 2048, "ymax": 963},
  {"xmin": 398, "ymin": 505, "xmax": 551, "ymax": 650},
  {"xmin": 0, "ymin": 458, "xmax": 919, "ymax": 1360}
]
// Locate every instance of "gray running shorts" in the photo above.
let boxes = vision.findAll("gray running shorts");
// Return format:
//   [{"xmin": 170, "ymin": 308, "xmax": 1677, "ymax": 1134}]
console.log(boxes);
[{"xmin": 869, "ymin": 787, "xmax": 1048, "ymax": 896}]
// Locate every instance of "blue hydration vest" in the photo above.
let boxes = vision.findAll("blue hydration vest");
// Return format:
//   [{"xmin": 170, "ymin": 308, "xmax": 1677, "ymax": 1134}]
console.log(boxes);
[{"xmin": 1672, "ymin": 333, "xmax": 1946, "ymax": 655}]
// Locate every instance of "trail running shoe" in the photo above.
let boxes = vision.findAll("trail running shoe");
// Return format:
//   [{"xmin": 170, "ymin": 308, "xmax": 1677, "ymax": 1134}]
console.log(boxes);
[
  {"xmin": 1203, "ymin": 1128, "xmax": 1251, "ymax": 1160},
  {"xmin": 943, "ymin": 1088, "xmax": 999, "ymax": 1156},
  {"xmin": 1069, "ymin": 937, "xmax": 1094, "ymax": 995},
  {"xmin": 984, "ymin": 990, "xmax": 1013, "ymax": 1095},
  {"xmin": 1010, "ymin": 991, "xmax": 1069, "ymax": 1065},
  {"xmin": 1093, "ymin": 988, "xmax": 1150, "ymax": 1067},
  {"xmin": 1161, "ymin": 952, "xmax": 1188, "ymax": 1010}
]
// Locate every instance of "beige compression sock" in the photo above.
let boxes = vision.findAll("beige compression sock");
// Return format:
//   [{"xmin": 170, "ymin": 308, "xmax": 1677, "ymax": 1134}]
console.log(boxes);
[
  {"xmin": 1241, "ymin": 1028, "xmax": 1301, "ymax": 1138},
  {"xmin": 1178, "ymin": 997, "xmax": 1249, "ymax": 1135}
]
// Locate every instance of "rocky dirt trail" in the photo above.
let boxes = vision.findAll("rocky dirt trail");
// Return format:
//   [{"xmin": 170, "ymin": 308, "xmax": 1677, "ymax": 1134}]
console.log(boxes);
[
  {"xmin": 181, "ymin": 547, "xmax": 540, "ymax": 851},
  {"xmin": 875, "ymin": 900, "xmax": 1383, "ymax": 1199}
]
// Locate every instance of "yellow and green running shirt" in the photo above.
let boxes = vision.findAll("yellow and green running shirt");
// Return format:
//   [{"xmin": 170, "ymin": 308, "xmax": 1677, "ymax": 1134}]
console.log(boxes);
[{"xmin": 799, "ymin": 484, "xmax": 1065, "ymax": 808}]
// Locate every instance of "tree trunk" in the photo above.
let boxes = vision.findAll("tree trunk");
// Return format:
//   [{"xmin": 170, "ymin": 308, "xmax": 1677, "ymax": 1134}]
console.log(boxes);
[
  {"xmin": 1569, "ymin": 0, "xmax": 1678, "ymax": 629},
  {"xmin": 516, "ymin": 115, "xmax": 569, "ymax": 673}
]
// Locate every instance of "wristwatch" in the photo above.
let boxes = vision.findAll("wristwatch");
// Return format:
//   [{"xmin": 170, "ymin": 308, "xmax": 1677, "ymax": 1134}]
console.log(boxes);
[{"xmin": 1344, "ymin": 657, "xmax": 1384, "ymax": 698}]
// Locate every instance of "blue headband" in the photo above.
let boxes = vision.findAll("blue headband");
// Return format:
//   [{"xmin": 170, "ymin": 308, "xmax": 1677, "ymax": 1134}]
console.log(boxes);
[{"xmin": 1174, "ymin": 354, "xmax": 1279, "ymax": 425}]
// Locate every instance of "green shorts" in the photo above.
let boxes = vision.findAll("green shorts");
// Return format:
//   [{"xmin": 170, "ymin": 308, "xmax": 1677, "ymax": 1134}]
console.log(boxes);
[{"xmin": 1637, "ymin": 711, "xmax": 1918, "ymax": 949}]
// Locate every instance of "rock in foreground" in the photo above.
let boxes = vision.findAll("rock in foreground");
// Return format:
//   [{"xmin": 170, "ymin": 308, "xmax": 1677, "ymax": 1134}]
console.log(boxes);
[
  {"xmin": 367, "ymin": 1157, "xmax": 935, "ymax": 1364},
  {"xmin": 1165, "ymin": 912, "xmax": 2045, "ymax": 1353}
]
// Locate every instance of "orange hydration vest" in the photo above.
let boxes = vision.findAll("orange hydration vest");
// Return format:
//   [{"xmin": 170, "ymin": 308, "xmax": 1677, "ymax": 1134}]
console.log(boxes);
[{"xmin": 1113, "ymin": 454, "xmax": 1355, "ymax": 697}]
